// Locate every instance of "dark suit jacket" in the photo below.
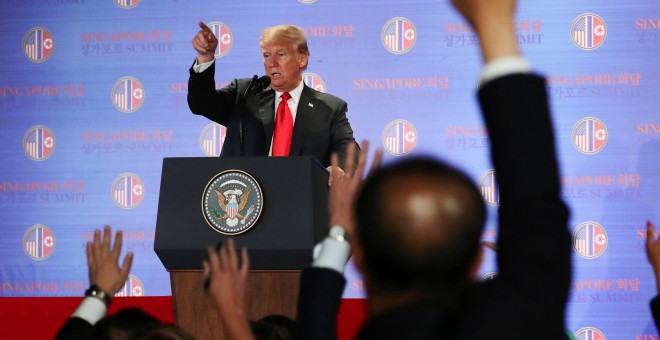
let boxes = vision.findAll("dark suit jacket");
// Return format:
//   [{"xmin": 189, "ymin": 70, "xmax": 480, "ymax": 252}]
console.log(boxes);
[
  {"xmin": 294, "ymin": 73, "xmax": 572, "ymax": 340},
  {"xmin": 188, "ymin": 61, "xmax": 357, "ymax": 168}
]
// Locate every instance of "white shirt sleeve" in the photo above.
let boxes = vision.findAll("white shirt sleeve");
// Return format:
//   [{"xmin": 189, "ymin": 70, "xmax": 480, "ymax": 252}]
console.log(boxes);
[
  {"xmin": 311, "ymin": 226, "xmax": 351, "ymax": 274},
  {"xmin": 479, "ymin": 56, "xmax": 532, "ymax": 85},
  {"xmin": 71, "ymin": 297, "xmax": 107, "ymax": 325},
  {"xmin": 192, "ymin": 59, "xmax": 215, "ymax": 73}
]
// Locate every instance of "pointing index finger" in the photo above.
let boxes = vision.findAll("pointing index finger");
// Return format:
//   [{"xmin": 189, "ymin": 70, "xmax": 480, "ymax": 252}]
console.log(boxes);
[{"xmin": 198, "ymin": 21, "xmax": 212, "ymax": 33}]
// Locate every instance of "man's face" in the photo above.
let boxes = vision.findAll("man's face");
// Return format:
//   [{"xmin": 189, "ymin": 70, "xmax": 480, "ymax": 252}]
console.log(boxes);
[{"xmin": 261, "ymin": 43, "xmax": 307, "ymax": 92}]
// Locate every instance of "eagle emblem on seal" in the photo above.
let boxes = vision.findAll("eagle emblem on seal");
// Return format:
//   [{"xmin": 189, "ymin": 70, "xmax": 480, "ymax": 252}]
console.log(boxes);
[{"xmin": 202, "ymin": 170, "xmax": 263, "ymax": 235}]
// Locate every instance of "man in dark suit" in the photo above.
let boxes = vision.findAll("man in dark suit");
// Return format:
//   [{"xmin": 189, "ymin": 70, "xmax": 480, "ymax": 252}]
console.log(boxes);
[
  {"xmin": 295, "ymin": 0, "xmax": 571, "ymax": 339},
  {"xmin": 189, "ymin": 23, "xmax": 357, "ymax": 178}
]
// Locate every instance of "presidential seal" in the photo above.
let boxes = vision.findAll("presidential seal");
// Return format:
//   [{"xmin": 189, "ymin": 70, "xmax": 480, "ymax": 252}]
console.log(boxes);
[{"xmin": 202, "ymin": 170, "xmax": 263, "ymax": 235}]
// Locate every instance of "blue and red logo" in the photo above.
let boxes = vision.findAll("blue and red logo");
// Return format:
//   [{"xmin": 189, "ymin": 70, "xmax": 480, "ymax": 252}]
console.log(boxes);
[
  {"xmin": 382, "ymin": 119, "xmax": 417, "ymax": 156},
  {"xmin": 572, "ymin": 117, "xmax": 608, "ymax": 154},
  {"xmin": 112, "ymin": 173, "xmax": 144, "ymax": 209},
  {"xmin": 115, "ymin": 274, "xmax": 144, "ymax": 297},
  {"xmin": 573, "ymin": 221, "xmax": 608, "ymax": 259},
  {"xmin": 382, "ymin": 17, "xmax": 416, "ymax": 54},
  {"xmin": 22, "ymin": 27, "xmax": 54, "ymax": 63},
  {"xmin": 207, "ymin": 22, "xmax": 233, "ymax": 58},
  {"xmin": 478, "ymin": 170, "xmax": 500, "ymax": 206},
  {"xmin": 303, "ymin": 73, "xmax": 327, "ymax": 93},
  {"xmin": 113, "ymin": 0, "xmax": 141, "ymax": 9},
  {"xmin": 574, "ymin": 327, "xmax": 606, "ymax": 340},
  {"xmin": 571, "ymin": 13, "xmax": 607, "ymax": 50},
  {"xmin": 199, "ymin": 123, "xmax": 227, "ymax": 157},
  {"xmin": 112, "ymin": 77, "xmax": 144, "ymax": 113},
  {"xmin": 23, "ymin": 224, "xmax": 55, "ymax": 260},
  {"xmin": 23, "ymin": 125, "xmax": 55, "ymax": 161}
]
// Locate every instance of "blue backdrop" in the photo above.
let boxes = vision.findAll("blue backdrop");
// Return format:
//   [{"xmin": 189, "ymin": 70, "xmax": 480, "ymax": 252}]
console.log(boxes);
[{"xmin": 1, "ymin": 1, "xmax": 659, "ymax": 338}]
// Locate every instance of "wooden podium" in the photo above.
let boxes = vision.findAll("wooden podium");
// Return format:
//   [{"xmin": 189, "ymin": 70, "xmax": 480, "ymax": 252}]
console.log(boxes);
[{"xmin": 155, "ymin": 157, "xmax": 329, "ymax": 339}]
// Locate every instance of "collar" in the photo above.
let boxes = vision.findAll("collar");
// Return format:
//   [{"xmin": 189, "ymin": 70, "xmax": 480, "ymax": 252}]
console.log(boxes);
[{"xmin": 274, "ymin": 80, "xmax": 304, "ymax": 104}]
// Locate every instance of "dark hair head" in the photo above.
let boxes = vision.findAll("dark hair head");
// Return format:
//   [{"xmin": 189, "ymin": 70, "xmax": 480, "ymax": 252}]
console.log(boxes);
[
  {"xmin": 355, "ymin": 157, "xmax": 486, "ymax": 300},
  {"xmin": 97, "ymin": 308, "xmax": 163, "ymax": 340},
  {"xmin": 249, "ymin": 314, "xmax": 294, "ymax": 340}
]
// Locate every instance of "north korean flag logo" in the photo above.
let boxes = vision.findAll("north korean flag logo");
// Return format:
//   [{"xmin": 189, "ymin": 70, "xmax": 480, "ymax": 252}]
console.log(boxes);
[
  {"xmin": 23, "ymin": 125, "xmax": 55, "ymax": 161},
  {"xmin": 200, "ymin": 123, "xmax": 227, "ymax": 157},
  {"xmin": 571, "ymin": 13, "xmax": 607, "ymax": 50},
  {"xmin": 112, "ymin": 77, "xmax": 145, "ymax": 113},
  {"xmin": 303, "ymin": 73, "xmax": 327, "ymax": 93},
  {"xmin": 478, "ymin": 170, "xmax": 500, "ymax": 206},
  {"xmin": 23, "ymin": 224, "xmax": 55, "ymax": 260},
  {"xmin": 572, "ymin": 117, "xmax": 607, "ymax": 155},
  {"xmin": 574, "ymin": 327, "xmax": 606, "ymax": 340},
  {"xmin": 22, "ymin": 27, "xmax": 54, "ymax": 63},
  {"xmin": 382, "ymin": 119, "xmax": 417, "ymax": 156},
  {"xmin": 115, "ymin": 274, "xmax": 144, "ymax": 297},
  {"xmin": 113, "ymin": 0, "xmax": 141, "ymax": 9},
  {"xmin": 112, "ymin": 173, "xmax": 144, "ymax": 209},
  {"xmin": 381, "ymin": 17, "xmax": 416, "ymax": 54},
  {"xmin": 207, "ymin": 22, "xmax": 233, "ymax": 58},
  {"xmin": 573, "ymin": 221, "xmax": 608, "ymax": 259}
]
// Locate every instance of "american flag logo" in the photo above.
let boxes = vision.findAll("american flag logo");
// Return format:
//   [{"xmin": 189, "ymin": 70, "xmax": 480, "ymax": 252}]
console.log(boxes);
[
  {"xmin": 573, "ymin": 221, "xmax": 608, "ymax": 259},
  {"xmin": 571, "ymin": 13, "xmax": 607, "ymax": 50},
  {"xmin": 574, "ymin": 327, "xmax": 606, "ymax": 340},
  {"xmin": 23, "ymin": 125, "xmax": 55, "ymax": 161},
  {"xmin": 115, "ymin": 274, "xmax": 144, "ymax": 297},
  {"xmin": 382, "ymin": 119, "xmax": 417, "ymax": 156},
  {"xmin": 381, "ymin": 17, "xmax": 416, "ymax": 54},
  {"xmin": 112, "ymin": 173, "xmax": 144, "ymax": 209},
  {"xmin": 208, "ymin": 22, "xmax": 233, "ymax": 58},
  {"xmin": 572, "ymin": 117, "xmax": 607, "ymax": 155},
  {"xmin": 112, "ymin": 77, "xmax": 145, "ymax": 113},
  {"xmin": 113, "ymin": 0, "xmax": 141, "ymax": 9},
  {"xmin": 200, "ymin": 123, "xmax": 227, "ymax": 157},
  {"xmin": 303, "ymin": 73, "xmax": 326, "ymax": 93},
  {"xmin": 22, "ymin": 27, "xmax": 54, "ymax": 63},
  {"xmin": 23, "ymin": 224, "xmax": 55, "ymax": 260},
  {"xmin": 478, "ymin": 170, "xmax": 500, "ymax": 206}
]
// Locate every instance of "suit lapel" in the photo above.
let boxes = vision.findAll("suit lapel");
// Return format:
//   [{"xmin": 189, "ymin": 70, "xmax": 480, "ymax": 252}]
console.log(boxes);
[
  {"xmin": 257, "ymin": 89, "xmax": 275, "ymax": 147},
  {"xmin": 290, "ymin": 85, "xmax": 315, "ymax": 156}
]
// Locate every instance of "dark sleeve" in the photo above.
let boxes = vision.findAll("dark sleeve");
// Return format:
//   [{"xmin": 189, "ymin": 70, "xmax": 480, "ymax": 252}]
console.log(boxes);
[
  {"xmin": 54, "ymin": 317, "xmax": 97, "ymax": 340},
  {"xmin": 187, "ymin": 60, "xmax": 238, "ymax": 126},
  {"xmin": 328, "ymin": 100, "xmax": 358, "ymax": 169},
  {"xmin": 294, "ymin": 267, "xmax": 346, "ymax": 340},
  {"xmin": 651, "ymin": 296, "xmax": 660, "ymax": 331},
  {"xmin": 478, "ymin": 74, "xmax": 571, "ymax": 330}
]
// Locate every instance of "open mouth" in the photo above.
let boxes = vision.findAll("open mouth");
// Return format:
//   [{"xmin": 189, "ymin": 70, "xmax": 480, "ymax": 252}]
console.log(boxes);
[{"xmin": 271, "ymin": 72, "xmax": 281, "ymax": 78}]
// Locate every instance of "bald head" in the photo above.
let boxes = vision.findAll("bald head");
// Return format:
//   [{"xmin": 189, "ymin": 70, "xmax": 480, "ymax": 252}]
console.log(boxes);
[{"xmin": 354, "ymin": 157, "xmax": 486, "ymax": 298}]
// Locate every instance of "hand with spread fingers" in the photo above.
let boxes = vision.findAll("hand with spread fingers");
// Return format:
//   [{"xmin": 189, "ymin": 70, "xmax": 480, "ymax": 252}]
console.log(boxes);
[
  {"xmin": 328, "ymin": 140, "xmax": 382, "ymax": 242},
  {"xmin": 203, "ymin": 239, "xmax": 254, "ymax": 340},
  {"xmin": 192, "ymin": 21, "xmax": 218, "ymax": 64},
  {"xmin": 87, "ymin": 225, "xmax": 134, "ymax": 296}
]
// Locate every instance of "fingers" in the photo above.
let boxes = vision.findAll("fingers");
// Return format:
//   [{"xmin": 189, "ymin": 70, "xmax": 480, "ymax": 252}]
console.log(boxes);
[
  {"xmin": 208, "ymin": 245, "xmax": 220, "ymax": 270},
  {"xmin": 368, "ymin": 148, "xmax": 384, "ymax": 176},
  {"xmin": 240, "ymin": 247, "xmax": 249, "ymax": 276},
  {"xmin": 353, "ymin": 141, "xmax": 368, "ymax": 178},
  {"xmin": 101, "ymin": 226, "xmax": 111, "ymax": 255},
  {"xmin": 344, "ymin": 143, "xmax": 357, "ymax": 175},
  {"xmin": 226, "ymin": 239, "xmax": 239, "ymax": 271},
  {"xmin": 648, "ymin": 221, "xmax": 656, "ymax": 250},
  {"xmin": 111, "ymin": 230, "xmax": 123, "ymax": 260},
  {"xmin": 119, "ymin": 252, "xmax": 134, "ymax": 281},
  {"xmin": 92, "ymin": 229, "xmax": 101, "ymax": 259}
]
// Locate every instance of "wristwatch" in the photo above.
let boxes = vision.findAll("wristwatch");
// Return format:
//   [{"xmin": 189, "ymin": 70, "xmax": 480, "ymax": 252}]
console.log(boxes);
[{"xmin": 85, "ymin": 284, "xmax": 112, "ymax": 307}]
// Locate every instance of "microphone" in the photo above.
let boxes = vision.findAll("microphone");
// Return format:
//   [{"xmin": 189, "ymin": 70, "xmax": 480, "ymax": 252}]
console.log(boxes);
[{"xmin": 243, "ymin": 75, "xmax": 271, "ymax": 98}]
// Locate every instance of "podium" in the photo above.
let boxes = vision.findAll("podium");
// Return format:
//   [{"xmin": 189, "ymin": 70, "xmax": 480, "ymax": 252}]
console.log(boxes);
[{"xmin": 154, "ymin": 156, "xmax": 329, "ymax": 339}]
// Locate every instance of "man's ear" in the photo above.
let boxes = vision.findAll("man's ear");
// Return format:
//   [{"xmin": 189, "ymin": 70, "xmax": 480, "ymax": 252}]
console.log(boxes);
[{"xmin": 298, "ymin": 52, "xmax": 309, "ymax": 69}]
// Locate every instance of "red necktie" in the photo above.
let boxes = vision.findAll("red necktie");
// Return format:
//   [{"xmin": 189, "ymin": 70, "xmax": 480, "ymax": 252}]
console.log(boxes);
[{"xmin": 272, "ymin": 92, "xmax": 293, "ymax": 156}]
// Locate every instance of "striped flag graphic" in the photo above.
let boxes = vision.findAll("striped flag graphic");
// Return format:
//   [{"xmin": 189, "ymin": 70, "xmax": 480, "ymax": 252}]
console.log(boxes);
[
  {"xmin": 24, "ymin": 126, "xmax": 54, "ymax": 161},
  {"xmin": 303, "ymin": 73, "xmax": 326, "ymax": 93},
  {"xmin": 571, "ymin": 14, "xmax": 606, "ymax": 50},
  {"xmin": 113, "ymin": 77, "xmax": 144, "ymax": 112},
  {"xmin": 383, "ymin": 120, "xmax": 417, "ymax": 156},
  {"xmin": 23, "ymin": 225, "xmax": 54, "ymax": 260},
  {"xmin": 200, "ymin": 123, "xmax": 226, "ymax": 157},
  {"xmin": 23, "ymin": 27, "xmax": 53, "ymax": 62},
  {"xmin": 210, "ymin": 22, "xmax": 233, "ymax": 57},
  {"xmin": 573, "ymin": 222, "xmax": 607, "ymax": 259},
  {"xmin": 573, "ymin": 117, "xmax": 607, "ymax": 154},
  {"xmin": 382, "ymin": 18, "xmax": 416, "ymax": 53},
  {"xmin": 479, "ymin": 170, "xmax": 500, "ymax": 205},
  {"xmin": 112, "ymin": 174, "xmax": 144, "ymax": 209}
]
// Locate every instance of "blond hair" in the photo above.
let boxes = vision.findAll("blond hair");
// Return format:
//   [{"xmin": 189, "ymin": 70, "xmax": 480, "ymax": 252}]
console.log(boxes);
[{"xmin": 260, "ymin": 25, "xmax": 310, "ymax": 56}]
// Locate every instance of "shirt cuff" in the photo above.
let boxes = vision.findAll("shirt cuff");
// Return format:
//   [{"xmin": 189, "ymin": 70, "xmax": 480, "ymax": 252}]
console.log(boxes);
[
  {"xmin": 71, "ymin": 297, "xmax": 107, "ymax": 325},
  {"xmin": 479, "ymin": 56, "xmax": 532, "ymax": 86},
  {"xmin": 312, "ymin": 227, "xmax": 351, "ymax": 274},
  {"xmin": 192, "ymin": 59, "xmax": 214, "ymax": 73}
]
